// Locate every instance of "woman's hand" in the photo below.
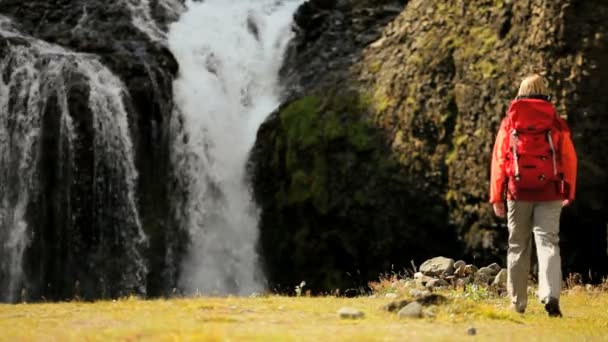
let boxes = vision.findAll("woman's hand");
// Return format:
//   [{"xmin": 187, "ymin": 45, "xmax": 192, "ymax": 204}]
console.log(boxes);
[
  {"xmin": 493, "ymin": 202, "xmax": 506, "ymax": 218},
  {"xmin": 562, "ymin": 199, "xmax": 571, "ymax": 207}
]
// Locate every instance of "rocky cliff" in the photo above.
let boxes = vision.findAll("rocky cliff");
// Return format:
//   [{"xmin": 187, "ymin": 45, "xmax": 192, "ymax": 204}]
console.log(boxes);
[
  {"xmin": 2, "ymin": 0, "xmax": 606, "ymax": 300},
  {"xmin": 253, "ymin": 0, "xmax": 608, "ymax": 291},
  {"xmin": 0, "ymin": 0, "xmax": 185, "ymax": 300}
]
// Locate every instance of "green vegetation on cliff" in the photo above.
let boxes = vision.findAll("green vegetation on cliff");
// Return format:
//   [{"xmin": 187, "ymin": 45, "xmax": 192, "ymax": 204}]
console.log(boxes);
[
  {"xmin": 252, "ymin": 91, "xmax": 460, "ymax": 291},
  {"xmin": 251, "ymin": 0, "xmax": 608, "ymax": 294}
]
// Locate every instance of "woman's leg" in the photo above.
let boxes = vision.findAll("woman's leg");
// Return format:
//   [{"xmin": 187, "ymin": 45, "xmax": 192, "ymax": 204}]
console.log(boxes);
[
  {"xmin": 507, "ymin": 200, "xmax": 534, "ymax": 312},
  {"xmin": 533, "ymin": 200, "xmax": 563, "ymax": 316}
]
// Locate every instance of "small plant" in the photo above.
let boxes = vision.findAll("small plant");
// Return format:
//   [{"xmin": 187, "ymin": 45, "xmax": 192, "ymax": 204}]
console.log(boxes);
[
  {"xmin": 453, "ymin": 284, "xmax": 493, "ymax": 302},
  {"xmin": 368, "ymin": 274, "xmax": 399, "ymax": 295},
  {"xmin": 565, "ymin": 272, "xmax": 583, "ymax": 289},
  {"xmin": 295, "ymin": 281, "xmax": 306, "ymax": 297},
  {"xmin": 598, "ymin": 277, "xmax": 608, "ymax": 292},
  {"xmin": 368, "ymin": 267, "xmax": 416, "ymax": 296}
]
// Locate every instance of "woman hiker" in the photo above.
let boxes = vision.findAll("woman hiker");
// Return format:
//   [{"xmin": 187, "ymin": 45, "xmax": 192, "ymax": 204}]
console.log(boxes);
[{"xmin": 490, "ymin": 74, "xmax": 578, "ymax": 317}]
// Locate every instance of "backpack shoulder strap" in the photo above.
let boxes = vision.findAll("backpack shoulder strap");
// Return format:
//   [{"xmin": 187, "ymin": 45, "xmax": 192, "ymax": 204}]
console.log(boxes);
[{"xmin": 554, "ymin": 115, "xmax": 571, "ymax": 133}]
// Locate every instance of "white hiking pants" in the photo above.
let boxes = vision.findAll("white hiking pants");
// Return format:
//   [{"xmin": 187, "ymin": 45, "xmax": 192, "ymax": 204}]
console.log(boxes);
[{"xmin": 506, "ymin": 200, "xmax": 562, "ymax": 310}]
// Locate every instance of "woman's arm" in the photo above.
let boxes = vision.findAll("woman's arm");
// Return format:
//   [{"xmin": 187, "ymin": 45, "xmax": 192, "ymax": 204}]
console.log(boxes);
[{"xmin": 490, "ymin": 120, "xmax": 508, "ymax": 204}]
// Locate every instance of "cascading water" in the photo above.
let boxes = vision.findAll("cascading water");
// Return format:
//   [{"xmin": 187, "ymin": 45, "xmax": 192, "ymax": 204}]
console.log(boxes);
[
  {"xmin": 0, "ymin": 17, "xmax": 146, "ymax": 302},
  {"xmin": 168, "ymin": 0, "xmax": 302, "ymax": 295},
  {"xmin": 124, "ymin": 0, "xmax": 183, "ymax": 42}
]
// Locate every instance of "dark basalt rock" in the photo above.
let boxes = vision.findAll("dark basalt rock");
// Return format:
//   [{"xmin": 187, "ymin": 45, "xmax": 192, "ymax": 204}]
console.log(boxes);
[
  {"xmin": 352, "ymin": 0, "xmax": 608, "ymax": 278},
  {"xmin": 280, "ymin": 0, "xmax": 407, "ymax": 100},
  {"xmin": 0, "ymin": 0, "xmax": 185, "ymax": 301},
  {"xmin": 252, "ymin": 0, "xmax": 608, "ymax": 292},
  {"xmin": 250, "ymin": 90, "xmax": 460, "ymax": 292}
]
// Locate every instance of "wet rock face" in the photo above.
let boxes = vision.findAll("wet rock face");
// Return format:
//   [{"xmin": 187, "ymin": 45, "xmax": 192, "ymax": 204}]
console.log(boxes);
[
  {"xmin": 0, "ymin": 0, "xmax": 185, "ymax": 300},
  {"xmin": 280, "ymin": 0, "xmax": 406, "ymax": 99},
  {"xmin": 253, "ymin": 0, "xmax": 608, "ymax": 290}
]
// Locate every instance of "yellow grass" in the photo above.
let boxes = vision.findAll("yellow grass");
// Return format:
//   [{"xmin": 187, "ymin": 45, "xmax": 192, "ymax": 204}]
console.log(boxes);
[{"xmin": 1, "ymin": 291, "xmax": 608, "ymax": 341}]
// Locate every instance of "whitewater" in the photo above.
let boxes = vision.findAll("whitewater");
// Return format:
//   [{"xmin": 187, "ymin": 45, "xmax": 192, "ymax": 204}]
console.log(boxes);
[{"xmin": 168, "ymin": 0, "xmax": 302, "ymax": 295}]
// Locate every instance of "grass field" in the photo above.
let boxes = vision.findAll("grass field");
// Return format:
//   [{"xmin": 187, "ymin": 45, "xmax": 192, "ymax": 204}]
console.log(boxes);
[{"xmin": 1, "ymin": 287, "xmax": 608, "ymax": 341}]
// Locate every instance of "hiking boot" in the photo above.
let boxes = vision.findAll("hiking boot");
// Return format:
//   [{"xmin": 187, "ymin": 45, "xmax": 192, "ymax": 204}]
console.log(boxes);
[
  {"xmin": 509, "ymin": 303, "xmax": 525, "ymax": 314},
  {"xmin": 544, "ymin": 297, "xmax": 563, "ymax": 317}
]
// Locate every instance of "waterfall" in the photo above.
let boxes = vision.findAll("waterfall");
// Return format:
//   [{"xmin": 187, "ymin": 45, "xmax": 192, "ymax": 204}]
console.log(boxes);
[
  {"xmin": 168, "ymin": 0, "xmax": 302, "ymax": 295},
  {"xmin": 0, "ymin": 17, "xmax": 146, "ymax": 302},
  {"xmin": 124, "ymin": 0, "xmax": 167, "ymax": 42},
  {"xmin": 124, "ymin": 0, "xmax": 185, "ymax": 43}
]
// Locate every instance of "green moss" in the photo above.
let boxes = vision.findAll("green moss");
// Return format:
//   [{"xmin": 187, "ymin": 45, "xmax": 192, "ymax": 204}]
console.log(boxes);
[
  {"xmin": 280, "ymin": 96, "xmax": 322, "ymax": 148},
  {"xmin": 368, "ymin": 61, "xmax": 382, "ymax": 73},
  {"xmin": 479, "ymin": 60, "xmax": 497, "ymax": 79},
  {"xmin": 445, "ymin": 133, "xmax": 468, "ymax": 165},
  {"xmin": 406, "ymin": 53, "xmax": 424, "ymax": 67},
  {"xmin": 354, "ymin": 190, "xmax": 367, "ymax": 206},
  {"xmin": 277, "ymin": 94, "xmax": 381, "ymax": 212},
  {"xmin": 373, "ymin": 90, "xmax": 395, "ymax": 112},
  {"xmin": 347, "ymin": 123, "xmax": 373, "ymax": 151},
  {"xmin": 311, "ymin": 154, "xmax": 329, "ymax": 213},
  {"xmin": 322, "ymin": 111, "xmax": 345, "ymax": 140},
  {"xmin": 445, "ymin": 148, "xmax": 458, "ymax": 165},
  {"xmin": 358, "ymin": 93, "xmax": 374, "ymax": 110},
  {"xmin": 288, "ymin": 170, "xmax": 312, "ymax": 203},
  {"xmin": 453, "ymin": 134, "xmax": 468, "ymax": 146},
  {"xmin": 469, "ymin": 26, "xmax": 498, "ymax": 55},
  {"xmin": 445, "ymin": 189, "xmax": 458, "ymax": 202}
]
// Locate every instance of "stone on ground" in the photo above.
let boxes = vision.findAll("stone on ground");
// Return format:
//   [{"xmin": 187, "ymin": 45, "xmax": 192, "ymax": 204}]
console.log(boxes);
[
  {"xmin": 383, "ymin": 299, "xmax": 411, "ymax": 312},
  {"xmin": 478, "ymin": 267, "xmax": 494, "ymax": 277},
  {"xmin": 426, "ymin": 278, "xmax": 449, "ymax": 290},
  {"xmin": 464, "ymin": 264, "xmax": 478, "ymax": 276},
  {"xmin": 398, "ymin": 301, "xmax": 423, "ymax": 318},
  {"xmin": 487, "ymin": 263, "xmax": 502, "ymax": 276},
  {"xmin": 455, "ymin": 263, "xmax": 467, "ymax": 277},
  {"xmin": 420, "ymin": 257, "xmax": 455, "ymax": 277},
  {"xmin": 409, "ymin": 289, "xmax": 431, "ymax": 298},
  {"xmin": 474, "ymin": 272, "xmax": 490, "ymax": 285},
  {"xmin": 492, "ymin": 269, "xmax": 507, "ymax": 287},
  {"xmin": 454, "ymin": 260, "xmax": 466, "ymax": 270},
  {"xmin": 338, "ymin": 307, "xmax": 364, "ymax": 319}
]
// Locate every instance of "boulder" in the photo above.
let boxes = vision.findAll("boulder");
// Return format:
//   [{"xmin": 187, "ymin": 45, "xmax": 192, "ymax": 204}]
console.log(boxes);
[
  {"xmin": 383, "ymin": 299, "xmax": 411, "ymax": 312},
  {"xmin": 486, "ymin": 263, "xmax": 502, "ymax": 276},
  {"xmin": 454, "ymin": 260, "xmax": 466, "ymax": 271},
  {"xmin": 415, "ymin": 274, "xmax": 435, "ymax": 286},
  {"xmin": 473, "ymin": 273, "xmax": 490, "ymax": 286},
  {"xmin": 492, "ymin": 269, "xmax": 507, "ymax": 287},
  {"xmin": 464, "ymin": 265, "xmax": 478, "ymax": 276},
  {"xmin": 456, "ymin": 277, "xmax": 471, "ymax": 288},
  {"xmin": 478, "ymin": 267, "xmax": 494, "ymax": 277},
  {"xmin": 420, "ymin": 257, "xmax": 455, "ymax": 277},
  {"xmin": 398, "ymin": 301, "xmax": 423, "ymax": 318},
  {"xmin": 426, "ymin": 278, "xmax": 450, "ymax": 290},
  {"xmin": 409, "ymin": 289, "xmax": 431, "ymax": 298},
  {"xmin": 455, "ymin": 264, "xmax": 467, "ymax": 277}
]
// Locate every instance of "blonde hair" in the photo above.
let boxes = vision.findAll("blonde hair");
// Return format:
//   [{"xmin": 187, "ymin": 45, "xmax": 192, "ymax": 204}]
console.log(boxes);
[{"xmin": 517, "ymin": 74, "xmax": 548, "ymax": 97}]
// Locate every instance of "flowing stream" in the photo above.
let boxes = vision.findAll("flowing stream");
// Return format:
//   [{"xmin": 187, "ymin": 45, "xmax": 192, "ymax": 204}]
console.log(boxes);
[{"xmin": 168, "ymin": 0, "xmax": 302, "ymax": 295}]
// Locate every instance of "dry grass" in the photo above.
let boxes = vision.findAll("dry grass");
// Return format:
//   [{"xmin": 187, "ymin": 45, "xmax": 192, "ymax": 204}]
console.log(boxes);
[{"xmin": 1, "ymin": 289, "xmax": 608, "ymax": 341}]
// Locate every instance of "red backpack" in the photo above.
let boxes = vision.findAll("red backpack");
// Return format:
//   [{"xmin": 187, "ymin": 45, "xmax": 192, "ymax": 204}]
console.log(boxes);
[{"xmin": 503, "ymin": 95, "xmax": 565, "ymax": 193}]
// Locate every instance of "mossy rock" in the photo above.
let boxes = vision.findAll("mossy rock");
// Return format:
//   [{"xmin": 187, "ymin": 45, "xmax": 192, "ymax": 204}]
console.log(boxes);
[{"xmin": 251, "ymin": 91, "xmax": 460, "ymax": 292}]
